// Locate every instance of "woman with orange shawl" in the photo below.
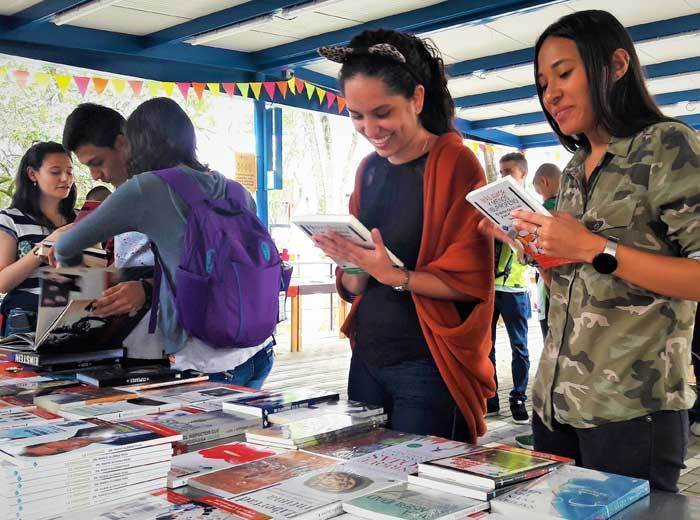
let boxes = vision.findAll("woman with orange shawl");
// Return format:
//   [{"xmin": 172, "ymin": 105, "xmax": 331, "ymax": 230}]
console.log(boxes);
[{"xmin": 315, "ymin": 29, "xmax": 494, "ymax": 443}]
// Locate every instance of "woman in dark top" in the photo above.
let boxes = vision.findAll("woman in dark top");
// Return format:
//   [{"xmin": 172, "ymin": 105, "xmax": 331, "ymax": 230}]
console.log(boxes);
[
  {"xmin": 315, "ymin": 29, "xmax": 495, "ymax": 442},
  {"xmin": 0, "ymin": 142, "xmax": 76, "ymax": 335}
]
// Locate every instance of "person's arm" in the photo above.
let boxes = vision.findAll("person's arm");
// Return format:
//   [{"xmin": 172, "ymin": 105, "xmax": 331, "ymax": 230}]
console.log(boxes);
[
  {"xmin": 54, "ymin": 179, "xmax": 145, "ymax": 266},
  {"xmin": 0, "ymin": 232, "xmax": 42, "ymax": 293}
]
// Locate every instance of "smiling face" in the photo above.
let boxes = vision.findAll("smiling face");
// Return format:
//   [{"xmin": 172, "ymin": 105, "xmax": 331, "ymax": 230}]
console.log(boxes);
[
  {"xmin": 27, "ymin": 153, "xmax": 74, "ymax": 202},
  {"xmin": 537, "ymin": 36, "xmax": 597, "ymax": 138},
  {"xmin": 343, "ymin": 74, "xmax": 425, "ymax": 163}
]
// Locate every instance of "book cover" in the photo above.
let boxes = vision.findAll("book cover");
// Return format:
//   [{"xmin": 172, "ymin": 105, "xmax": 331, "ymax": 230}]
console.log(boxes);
[
  {"xmin": 0, "ymin": 346, "xmax": 126, "ymax": 369},
  {"xmin": 269, "ymin": 399, "xmax": 385, "ymax": 425},
  {"xmin": 490, "ymin": 464, "xmax": 650, "ymax": 520},
  {"xmin": 33, "ymin": 385, "xmax": 138, "ymax": 413},
  {"xmin": 58, "ymin": 396, "xmax": 182, "ymax": 421},
  {"xmin": 303, "ymin": 428, "xmax": 419, "ymax": 461},
  {"xmin": 76, "ymin": 365, "xmax": 202, "ymax": 388},
  {"xmin": 0, "ymin": 362, "xmax": 40, "ymax": 380},
  {"xmin": 419, "ymin": 443, "xmax": 573, "ymax": 490},
  {"xmin": 407, "ymin": 473, "xmax": 518, "ymax": 502},
  {"xmin": 342, "ymin": 482, "xmax": 489, "ymax": 520},
  {"xmin": 38, "ymin": 240, "xmax": 109, "ymax": 268},
  {"xmin": 292, "ymin": 214, "xmax": 404, "ymax": 273},
  {"xmin": 189, "ymin": 450, "xmax": 337, "ymax": 498},
  {"xmin": 168, "ymin": 442, "xmax": 278, "ymax": 488},
  {"xmin": 222, "ymin": 387, "xmax": 340, "ymax": 426},
  {"xmin": 0, "ymin": 380, "xmax": 79, "ymax": 411},
  {"xmin": 234, "ymin": 465, "xmax": 393, "ymax": 519},
  {"xmin": 0, "ymin": 407, "xmax": 62, "ymax": 429},
  {"xmin": 465, "ymin": 176, "xmax": 574, "ymax": 269},
  {"xmin": 139, "ymin": 382, "xmax": 260, "ymax": 405}
]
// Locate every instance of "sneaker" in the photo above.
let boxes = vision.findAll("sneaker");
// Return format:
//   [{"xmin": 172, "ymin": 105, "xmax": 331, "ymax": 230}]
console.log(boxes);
[
  {"xmin": 692, "ymin": 422, "xmax": 700, "ymax": 437},
  {"xmin": 486, "ymin": 396, "xmax": 500, "ymax": 417},
  {"xmin": 510, "ymin": 400, "xmax": 530, "ymax": 424},
  {"xmin": 515, "ymin": 434, "xmax": 534, "ymax": 450}
]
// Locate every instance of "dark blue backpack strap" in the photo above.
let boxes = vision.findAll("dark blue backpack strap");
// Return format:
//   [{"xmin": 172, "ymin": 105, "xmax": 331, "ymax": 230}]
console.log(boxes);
[
  {"xmin": 147, "ymin": 240, "xmax": 177, "ymax": 334},
  {"xmin": 152, "ymin": 168, "xmax": 207, "ymax": 207}
]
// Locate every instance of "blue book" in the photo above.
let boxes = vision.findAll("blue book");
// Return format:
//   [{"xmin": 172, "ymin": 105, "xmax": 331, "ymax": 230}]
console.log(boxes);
[{"xmin": 490, "ymin": 464, "xmax": 650, "ymax": 519}]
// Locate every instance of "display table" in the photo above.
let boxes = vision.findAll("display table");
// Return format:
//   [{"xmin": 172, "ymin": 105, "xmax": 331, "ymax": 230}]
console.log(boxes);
[
  {"xmin": 610, "ymin": 491, "xmax": 700, "ymax": 518},
  {"xmin": 287, "ymin": 278, "xmax": 347, "ymax": 352}
]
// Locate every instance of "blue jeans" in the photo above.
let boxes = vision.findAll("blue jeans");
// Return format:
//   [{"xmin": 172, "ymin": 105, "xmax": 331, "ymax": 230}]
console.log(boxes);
[
  {"xmin": 489, "ymin": 291, "xmax": 531, "ymax": 403},
  {"xmin": 208, "ymin": 343, "xmax": 275, "ymax": 390},
  {"xmin": 348, "ymin": 355, "xmax": 472, "ymax": 442}
]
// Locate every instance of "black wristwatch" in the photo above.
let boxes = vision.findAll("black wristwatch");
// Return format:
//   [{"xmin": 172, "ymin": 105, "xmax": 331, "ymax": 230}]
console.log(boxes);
[{"xmin": 592, "ymin": 238, "xmax": 619, "ymax": 274}]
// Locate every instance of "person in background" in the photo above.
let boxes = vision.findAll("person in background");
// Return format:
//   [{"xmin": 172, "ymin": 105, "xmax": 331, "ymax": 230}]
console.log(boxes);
[
  {"xmin": 314, "ymin": 29, "xmax": 495, "ymax": 442},
  {"xmin": 84, "ymin": 185, "xmax": 112, "ymax": 203},
  {"xmin": 0, "ymin": 142, "xmax": 75, "ymax": 335},
  {"xmin": 487, "ymin": 152, "xmax": 531, "ymax": 425},
  {"xmin": 515, "ymin": 162, "xmax": 562, "ymax": 450},
  {"xmin": 491, "ymin": 10, "xmax": 700, "ymax": 491},
  {"xmin": 63, "ymin": 104, "xmax": 161, "ymax": 359},
  {"xmin": 55, "ymin": 98, "xmax": 275, "ymax": 389}
]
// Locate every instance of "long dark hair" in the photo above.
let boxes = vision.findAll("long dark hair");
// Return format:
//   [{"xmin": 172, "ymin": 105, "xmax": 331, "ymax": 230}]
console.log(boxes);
[
  {"xmin": 534, "ymin": 10, "xmax": 668, "ymax": 152},
  {"xmin": 11, "ymin": 142, "xmax": 76, "ymax": 228},
  {"xmin": 339, "ymin": 29, "xmax": 455, "ymax": 135},
  {"xmin": 126, "ymin": 97, "xmax": 207, "ymax": 176}
]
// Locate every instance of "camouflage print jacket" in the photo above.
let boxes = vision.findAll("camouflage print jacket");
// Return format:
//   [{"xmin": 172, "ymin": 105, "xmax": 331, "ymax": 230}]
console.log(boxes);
[{"xmin": 533, "ymin": 122, "xmax": 700, "ymax": 430}]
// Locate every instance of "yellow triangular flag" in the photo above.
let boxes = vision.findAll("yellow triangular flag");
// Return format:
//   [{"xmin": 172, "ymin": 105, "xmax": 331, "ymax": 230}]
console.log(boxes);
[
  {"xmin": 146, "ymin": 81, "xmax": 161, "ymax": 97},
  {"xmin": 250, "ymin": 82, "xmax": 262, "ymax": 100},
  {"xmin": 305, "ymin": 82, "xmax": 316, "ymax": 100},
  {"xmin": 162, "ymin": 82, "xmax": 175, "ymax": 97},
  {"xmin": 316, "ymin": 87, "xmax": 326, "ymax": 104},
  {"xmin": 207, "ymin": 83, "xmax": 220, "ymax": 96},
  {"xmin": 111, "ymin": 79, "xmax": 126, "ymax": 94},
  {"xmin": 0, "ymin": 66, "xmax": 7, "ymax": 78},
  {"xmin": 238, "ymin": 82, "xmax": 250, "ymax": 98},
  {"xmin": 54, "ymin": 74, "xmax": 72, "ymax": 93},
  {"xmin": 33, "ymin": 73, "xmax": 51, "ymax": 89},
  {"xmin": 287, "ymin": 77, "xmax": 296, "ymax": 95}
]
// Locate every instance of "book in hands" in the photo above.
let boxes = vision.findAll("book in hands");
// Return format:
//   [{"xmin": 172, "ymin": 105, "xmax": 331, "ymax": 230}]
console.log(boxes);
[
  {"xmin": 38, "ymin": 241, "xmax": 109, "ymax": 268},
  {"xmin": 466, "ymin": 176, "xmax": 575, "ymax": 269},
  {"xmin": 292, "ymin": 214, "xmax": 404, "ymax": 274}
]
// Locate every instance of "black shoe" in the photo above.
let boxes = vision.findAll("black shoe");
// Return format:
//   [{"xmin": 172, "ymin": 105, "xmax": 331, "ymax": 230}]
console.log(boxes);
[
  {"xmin": 486, "ymin": 397, "xmax": 500, "ymax": 417},
  {"xmin": 515, "ymin": 434, "xmax": 534, "ymax": 450},
  {"xmin": 510, "ymin": 400, "xmax": 530, "ymax": 424}
]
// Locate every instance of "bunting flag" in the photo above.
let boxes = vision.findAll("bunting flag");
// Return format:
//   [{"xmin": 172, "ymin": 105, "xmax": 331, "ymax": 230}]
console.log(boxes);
[
  {"xmin": 316, "ymin": 87, "xmax": 326, "ymax": 104},
  {"xmin": 128, "ymin": 80, "xmax": 143, "ymax": 96},
  {"xmin": 162, "ymin": 82, "xmax": 175, "ymax": 97},
  {"xmin": 337, "ymin": 96, "xmax": 346, "ymax": 113},
  {"xmin": 192, "ymin": 82, "xmax": 206, "ymax": 100},
  {"xmin": 276, "ymin": 81, "xmax": 288, "ymax": 99},
  {"xmin": 146, "ymin": 81, "xmax": 161, "ymax": 97},
  {"xmin": 73, "ymin": 76, "xmax": 90, "ymax": 96},
  {"xmin": 13, "ymin": 70, "xmax": 30, "ymax": 89},
  {"xmin": 305, "ymin": 82, "xmax": 315, "ymax": 100},
  {"xmin": 92, "ymin": 77, "xmax": 109, "ymax": 95},
  {"xmin": 250, "ymin": 82, "xmax": 262, "ymax": 100},
  {"xmin": 32, "ymin": 73, "xmax": 51, "ymax": 90},
  {"xmin": 263, "ymin": 82, "xmax": 276, "ymax": 101},
  {"xmin": 54, "ymin": 74, "xmax": 72, "ymax": 93},
  {"xmin": 326, "ymin": 91, "xmax": 336, "ymax": 109},
  {"xmin": 0, "ymin": 66, "xmax": 6, "ymax": 78},
  {"xmin": 238, "ymin": 82, "xmax": 250, "ymax": 98},
  {"xmin": 287, "ymin": 77, "xmax": 296, "ymax": 95},
  {"xmin": 295, "ymin": 78, "xmax": 305, "ymax": 96},
  {"xmin": 176, "ymin": 82, "xmax": 190, "ymax": 99},
  {"xmin": 112, "ymin": 78, "xmax": 126, "ymax": 94},
  {"xmin": 207, "ymin": 83, "xmax": 220, "ymax": 96},
  {"xmin": 222, "ymin": 82, "xmax": 236, "ymax": 96}
]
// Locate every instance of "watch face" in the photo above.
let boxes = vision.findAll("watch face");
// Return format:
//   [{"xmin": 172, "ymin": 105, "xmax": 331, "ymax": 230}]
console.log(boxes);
[{"xmin": 593, "ymin": 253, "xmax": 617, "ymax": 274}]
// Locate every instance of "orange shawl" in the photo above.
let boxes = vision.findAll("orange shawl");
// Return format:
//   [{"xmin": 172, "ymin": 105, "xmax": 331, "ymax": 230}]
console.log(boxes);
[{"xmin": 336, "ymin": 132, "xmax": 496, "ymax": 440}]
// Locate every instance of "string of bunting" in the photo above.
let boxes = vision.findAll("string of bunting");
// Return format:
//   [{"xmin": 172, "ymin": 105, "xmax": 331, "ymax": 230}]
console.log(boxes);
[{"xmin": 0, "ymin": 66, "xmax": 347, "ymax": 114}]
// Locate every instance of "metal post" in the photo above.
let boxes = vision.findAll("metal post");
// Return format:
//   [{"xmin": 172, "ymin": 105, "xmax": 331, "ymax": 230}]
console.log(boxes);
[{"xmin": 253, "ymin": 99, "xmax": 268, "ymax": 227}]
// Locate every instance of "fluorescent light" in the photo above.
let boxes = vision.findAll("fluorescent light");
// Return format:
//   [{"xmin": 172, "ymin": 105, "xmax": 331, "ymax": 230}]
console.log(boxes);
[
  {"xmin": 187, "ymin": 0, "xmax": 344, "ymax": 46},
  {"xmin": 52, "ymin": 0, "xmax": 121, "ymax": 26}
]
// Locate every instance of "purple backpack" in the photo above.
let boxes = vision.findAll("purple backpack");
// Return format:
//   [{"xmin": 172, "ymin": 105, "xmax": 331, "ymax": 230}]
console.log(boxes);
[{"xmin": 148, "ymin": 168, "xmax": 291, "ymax": 348}]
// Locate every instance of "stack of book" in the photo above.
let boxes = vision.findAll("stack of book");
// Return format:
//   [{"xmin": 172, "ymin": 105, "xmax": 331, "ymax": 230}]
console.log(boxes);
[
  {"xmin": 0, "ymin": 418, "xmax": 181, "ymax": 518},
  {"xmin": 75, "ymin": 364, "xmax": 206, "ymax": 388},
  {"xmin": 410, "ymin": 443, "xmax": 573, "ymax": 501},
  {"xmin": 0, "ymin": 378, "xmax": 77, "ymax": 412},
  {"xmin": 268, "ymin": 399, "xmax": 385, "ymax": 426},
  {"xmin": 135, "ymin": 381, "xmax": 260, "ymax": 409},
  {"xmin": 33, "ymin": 385, "xmax": 138, "ymax": 414},
  {"xmin": 302, "ymin": 428, "xmax": 420, "ymax": 461}
]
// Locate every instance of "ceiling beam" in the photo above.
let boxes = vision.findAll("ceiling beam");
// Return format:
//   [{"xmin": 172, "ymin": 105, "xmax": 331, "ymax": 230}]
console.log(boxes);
[
  {"xmin": 251, "ymin": 0, "xmax": 560, "ymax": 72},
  {"xmin": 2, "ymin": 0, "xmax": 87, "ymax": 31}
]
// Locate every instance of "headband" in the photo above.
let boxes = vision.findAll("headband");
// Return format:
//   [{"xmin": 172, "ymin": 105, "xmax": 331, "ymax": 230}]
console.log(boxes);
[{"xmin": 318, "ymin": 43, "xmax": 422, "ymax": 84}]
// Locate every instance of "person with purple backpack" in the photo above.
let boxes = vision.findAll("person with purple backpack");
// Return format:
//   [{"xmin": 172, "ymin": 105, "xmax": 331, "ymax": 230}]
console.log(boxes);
[{"xmin": 54, "ymin": 97, "xmax": 281, "ymax": 389}]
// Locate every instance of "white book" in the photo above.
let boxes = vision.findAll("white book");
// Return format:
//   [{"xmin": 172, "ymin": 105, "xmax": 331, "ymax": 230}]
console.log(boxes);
[
  {"xmin": 293, "ymin": 214, "xmax": 404, "ymax": 273},
  {"xmin": 57, "ymin": 396, "xmax": 182, "ymax": 421},
  {"xmin": 407, "ymin": 473, "xmax": 516, "ymax": 501},
  {"xmin": 269, "ymin": 400, "xmax": 385, "ymax": 425},
  {"xmin": 0, "ymin": 407, "xmax": 62, "ymax": 429},
  {"xmin": 233, "ymin": 465, "xmax": 394, "ymax": 519},
  {"xmin": 138, "ymin": 383, "xmax": 259, "ymax": 405}
]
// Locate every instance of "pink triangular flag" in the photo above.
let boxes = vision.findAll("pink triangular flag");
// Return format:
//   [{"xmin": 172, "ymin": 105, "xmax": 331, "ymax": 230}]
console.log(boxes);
[
  {"xmin": 176, "ymin": 82, "xmax": 190, "ymax": 99},
  {"xmin": 326, "ymin": 91, "xmax": 337, "ymax": 109},
  {"xmin": 73, "ymin": 76, "xmax": 90, "ymax": 96},
  {"xmin": 295, "ymin": 78, "xmax": 305, "ymax": 95},
  {"xmin": 12, "ymin": 70, "xmax": 30, "ymax": 89},
  {"xmin": 263, "ymin": 82, "xmax": 276, "ymax": 101},
  {"xmin": 128, "ymin": 80, "xmax": 143, "ymax": 96},
  {"xmin": 222, "ymin": 82, "xmax": 236, "ymax": 96}
]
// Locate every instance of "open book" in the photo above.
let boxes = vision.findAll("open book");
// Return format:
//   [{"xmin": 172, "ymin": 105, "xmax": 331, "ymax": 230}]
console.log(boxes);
[
  {"xmin": 466, "ymin": 176, "xmax": 574, "ymax": 269},
  {"xmin": 0, "ymin": 266, "xmax": 142, "ymax": 354},
  {"xmin": 293, "ymin": 214, "xmax": 404, "ymax": 274},
  {"xmin": 38, "ymin": 241, "xmax": 109, "ymax": 268}
]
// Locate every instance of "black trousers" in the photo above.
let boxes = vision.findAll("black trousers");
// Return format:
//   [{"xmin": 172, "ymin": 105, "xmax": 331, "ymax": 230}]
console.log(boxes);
[{"xmin": 533, "ymin": 410, "xmax": 688, "ymax": 492}]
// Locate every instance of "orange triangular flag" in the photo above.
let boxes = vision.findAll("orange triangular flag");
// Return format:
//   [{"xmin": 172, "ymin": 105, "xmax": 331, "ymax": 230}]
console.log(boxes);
[
  {"xmin": 326, "ymin": 91, "xmax": 336, "ymax": 109},
  {"xmin": 207, "ymin": 83, "xmax": 220, "ymax": 96},
  {"xmin": 176, "ymin": 82, "xmax": 190, "ymax": 99},
  {"xmin": 129, "ymin": 80, "xmax": 143, "ymax": 96},
  {"xmin": 337, "ymin": 96, "xmax": 346, "ymax": 113},
  {"xmin": 54, "ymin": 74, "xmax": 72, "ymax": 93},
  {"xmin": 73, "ymin": 76, "xmax": 90, "ymax": 96},
  {"xmin": 33, "ymin": 73, "xmax": 51, "ymax": 90},
  {"xmin": 295, "ymin": 78, "xmax": 305, "ymax": 95},
  {"xmin": 92, "ymin": 77, "xmax": 109, "ymax": 95},
  {"xmin": 263, "ymin": 82, "xmax": 276, "ymax": 101},
  {"xmin": 222, "ymin": 82, "xmax": 236, "ymax": 96},
  {"xmin": 316, "ymin": 87, "xmax": 326, "ymax": 104},
  {"xmin": 250, "ymin": 82, "xmax": 263, "ymax": 100},
  {"xmin": 111, "ymin": 79, "xmax": 126, "ymax": 94},
  {"xmin": 276, "ymin": 81, "xmax": 288, "ymax": 99},
  {"xmin": 238, "ymin": 82, "xmax": 250, "ymax": 98},
  {"xmin": 305, "ymin": 82, "xmax": 315, "ymax": 100},
  {"xmin": 13, "ymin": 70, "xmax": 30, "ymax": 89},
  {"xmin": 192, "ymin": 82, "xmax": 206, "ymax": 100},
  {"xmin": 287, "ymin": 77, "xmax": 296, "ymax": 95},
  {"xmin": 162, "ymin": 82, "xmax": 175, "ymax": 97}
]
